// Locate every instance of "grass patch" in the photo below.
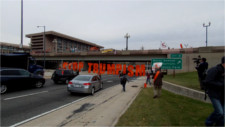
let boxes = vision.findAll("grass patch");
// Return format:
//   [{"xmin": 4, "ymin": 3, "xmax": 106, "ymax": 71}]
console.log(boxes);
[
  {"xmin": 163, "ymin": 71, "xmax": 201, "ymax": 91},
  {"xmin": 116, "ymin": 88, "xmax": 212, "ymax": 126}
]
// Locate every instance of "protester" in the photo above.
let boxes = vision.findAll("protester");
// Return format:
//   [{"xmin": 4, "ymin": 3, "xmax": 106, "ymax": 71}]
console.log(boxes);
[
  {"xmin": 146, "ymin": 70, "xmax": 152, "ymax": 86},
  {"xmin": 119, "ymin": 71, "xmax": 123, "ymax": 82},
  {"xmin": 152, "ymin": 67, "xmax": 163, "ymax": 98},
  {"xmin": 204, "ymin": 56, "xmax": 224, "ymax": 126},
  {"xmin": 195, "ymin": 57, "xmax": 208, "ymax": 90},
  {"xmin": 120, "ymin": 72, "xmax": 128, "ymax": 92}
]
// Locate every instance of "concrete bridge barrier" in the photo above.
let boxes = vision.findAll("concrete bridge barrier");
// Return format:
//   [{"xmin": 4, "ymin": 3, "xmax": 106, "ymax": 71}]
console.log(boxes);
[{"xmin": 162, "ymin": 81, "xmax": 211, "ymax": 103}]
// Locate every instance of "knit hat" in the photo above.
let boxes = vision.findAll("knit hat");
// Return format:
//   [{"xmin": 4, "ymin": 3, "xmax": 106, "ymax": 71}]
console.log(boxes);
[
  {"xmin": 222, "ymin": 56, "xmax": 225, "ymax": 64},
  {"xmin": 202, "ymin": 58, "xmax": 206, "ymax": 62}
]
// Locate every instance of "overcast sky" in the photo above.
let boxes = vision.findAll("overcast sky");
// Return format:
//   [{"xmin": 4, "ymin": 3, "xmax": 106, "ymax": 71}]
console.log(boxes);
[{"xmin": 1, "ymin": 0, "xmax": 224, "ymax": 50}]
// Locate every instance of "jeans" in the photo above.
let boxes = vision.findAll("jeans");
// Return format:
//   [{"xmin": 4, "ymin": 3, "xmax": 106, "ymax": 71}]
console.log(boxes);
[
  {"xmin": 146, "ymin": 78, "xmax": 151, "ymax": 85},
  {"xmin": 205, "ymin": 96, "xmax": 224, "ymax": 126}
]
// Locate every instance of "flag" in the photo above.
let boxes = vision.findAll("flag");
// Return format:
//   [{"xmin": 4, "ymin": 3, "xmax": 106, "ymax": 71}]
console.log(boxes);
[
  {"xmin": 180, "ymin": 44, "xmax": 183, "ymax": 49},
  {"xmin": 161, "ymin": 42, "xmax": 167, "ymax": 48}
]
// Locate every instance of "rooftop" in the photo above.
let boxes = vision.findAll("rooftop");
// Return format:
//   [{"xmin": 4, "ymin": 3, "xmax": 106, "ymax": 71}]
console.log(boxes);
[
  {"xmin": 26, "ymin": 31, "xmax": 104, "ymax": 48},
  {"xmin": 0, "ymin": 42, "xmax": 30, "ymax": 49}
]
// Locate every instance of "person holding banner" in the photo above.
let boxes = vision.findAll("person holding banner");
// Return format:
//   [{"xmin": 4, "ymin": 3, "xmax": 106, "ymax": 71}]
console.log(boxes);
[{"xmin": 152, "ymin": 65, "xmax": 164, "ymax": 99}]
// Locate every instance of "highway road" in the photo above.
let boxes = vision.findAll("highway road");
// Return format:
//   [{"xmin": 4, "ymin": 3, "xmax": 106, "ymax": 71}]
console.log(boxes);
[{"xmin": 1, "ymin": 74, "xmax": 137, "ymax": 126}]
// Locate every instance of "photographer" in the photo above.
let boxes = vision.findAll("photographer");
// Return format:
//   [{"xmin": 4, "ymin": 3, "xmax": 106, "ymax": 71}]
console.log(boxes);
[{"xmin": 195, "ymin": 57, "xmax": 208, "ymax": 90}]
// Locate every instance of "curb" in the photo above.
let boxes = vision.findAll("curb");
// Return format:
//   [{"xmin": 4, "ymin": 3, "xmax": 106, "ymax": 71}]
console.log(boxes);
[
  {"xmin": 162, "ymin": 81, "xmax": 211, "ymax": 103},
  {"xmin": 112, "ymin": 84, "xmax": 143, "ymax": 126}
]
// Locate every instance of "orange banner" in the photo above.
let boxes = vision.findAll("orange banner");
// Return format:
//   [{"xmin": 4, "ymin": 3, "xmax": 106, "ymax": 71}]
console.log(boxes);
[{"xmin": 61, "ymin": 62, "xmax": 147, "ymax": 77}]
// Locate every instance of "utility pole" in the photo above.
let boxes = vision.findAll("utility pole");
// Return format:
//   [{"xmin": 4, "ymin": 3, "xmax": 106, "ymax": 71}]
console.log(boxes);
[
  {"xmin": 20, "ymin": 0, "xmax": 23, "ymax": 48},
  {"xmin": 124, "ymin": 33, "xmax": 130, "ymax": 51},
  {"xmin": 203, "ymin": 22, "xmax": 211, "ymax": 47}
]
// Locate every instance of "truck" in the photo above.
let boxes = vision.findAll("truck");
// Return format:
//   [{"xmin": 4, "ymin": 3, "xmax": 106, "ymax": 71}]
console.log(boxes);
[{"xmin": 1, "ymin": 53, "xmax": 44, "ymax": 76}]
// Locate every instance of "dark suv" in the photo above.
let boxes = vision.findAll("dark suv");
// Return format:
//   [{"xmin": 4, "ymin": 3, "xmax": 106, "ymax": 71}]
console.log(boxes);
[
  {"xmin": 51, "ymin": 69, "xmax": 78, "ymax": 84},
  {"xmin": 0, "ymin": 68, "xmax": 45, "ymax": 94}
]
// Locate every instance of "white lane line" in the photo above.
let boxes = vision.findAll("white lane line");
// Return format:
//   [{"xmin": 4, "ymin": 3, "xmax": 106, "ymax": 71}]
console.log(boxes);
[
  {"xmin": 4, "ymin": 91, "xmax": 48, "ymax": 101},
  {"xmin": 10, "ymin": 81, "xmax": 120, "ymax": 127},
  {"xmin": 10, "ymin": 96, "xmax": 89, "ymax": 127}
]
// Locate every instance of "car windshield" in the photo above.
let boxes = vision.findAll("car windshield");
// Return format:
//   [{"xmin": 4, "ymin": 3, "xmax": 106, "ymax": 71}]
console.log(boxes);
[{"xmin": 73, "ymin": 75, "xmax": 91, "ymax": 81}]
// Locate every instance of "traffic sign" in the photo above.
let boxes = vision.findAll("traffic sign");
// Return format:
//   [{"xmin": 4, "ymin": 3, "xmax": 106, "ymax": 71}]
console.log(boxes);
[
  {"xmin": 151, "ymin": 59, "xmax": 182, "ymax": 69},
  {"xmin": 171, "ymin": 54, "xmax": 182, "ymax": 58}
]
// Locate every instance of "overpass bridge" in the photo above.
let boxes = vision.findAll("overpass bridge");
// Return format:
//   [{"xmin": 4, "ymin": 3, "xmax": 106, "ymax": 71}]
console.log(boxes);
[
  {"xmin": 33, "ymin": 46, "xmax": 224, "ymax": 74},
  {"xmin": 34, "ymin": 50, "xmax": 167, "ymax": 62}
]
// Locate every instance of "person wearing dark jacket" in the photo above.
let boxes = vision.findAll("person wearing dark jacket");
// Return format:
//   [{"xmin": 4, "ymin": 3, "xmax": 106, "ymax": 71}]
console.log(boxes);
[
  {"xmin": 196, "ymin": 58, "xmax": 208, "ymax": 90},
  {"xmin": 121, "ymin": 74, "xmax": 128, "ymax": 92},
  {"xmin": 119, "ymin": 71, "xmax": 128, "ymax": 92},
  {"xmin": 205, "ymin": 56, "xmax": 224, "ymax": 126}
]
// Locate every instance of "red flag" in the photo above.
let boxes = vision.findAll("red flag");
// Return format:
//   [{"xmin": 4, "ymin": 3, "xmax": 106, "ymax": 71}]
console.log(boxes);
[
  {"xmin": 161, "ymin": 42, "xmax": 167, "ymax": 48},
  {"xmin": 180, "ymin": 44, "xmax": 183, "ymax": 49}
]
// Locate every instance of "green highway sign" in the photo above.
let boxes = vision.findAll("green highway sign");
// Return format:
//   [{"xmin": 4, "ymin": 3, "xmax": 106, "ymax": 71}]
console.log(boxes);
[
  {"xmin": 171, "ymin": 54, "xmax": 182, "ymax": 58},
  {"xmin": 151, "ymin": 59, "xmax": 182, "ymax": 69}
]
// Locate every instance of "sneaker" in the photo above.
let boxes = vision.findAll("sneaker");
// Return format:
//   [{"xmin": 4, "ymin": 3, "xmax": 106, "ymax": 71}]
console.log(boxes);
[{"xmin": 153, "ymin": 95, "xmax": 157, "ymax": 99}]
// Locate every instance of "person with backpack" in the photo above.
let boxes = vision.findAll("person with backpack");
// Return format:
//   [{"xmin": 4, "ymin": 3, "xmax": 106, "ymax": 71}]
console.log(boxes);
[
  {"xmin": 204, "ymin": 56, "xmax": 224, "ymax": 126},
  {"xmin": 152, "ymin": 67, "xmax": 163, "ymax": 99},
  {"xmin": 119, "ymin": 72, "xmax": 128, "ymax": 92},
  {"xmin": 195, "ymin": 57, "xmax": 208, "ymax": 90}
]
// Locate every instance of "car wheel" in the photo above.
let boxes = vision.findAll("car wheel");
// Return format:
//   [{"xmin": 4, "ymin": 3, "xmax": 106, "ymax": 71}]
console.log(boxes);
[
  {"xmin": 35, "ymin": 81, "xmax": 43, "ymax": 88},
  {"xmin": 91, "ymin": 87, "xmax": 95, "ymax": 95},
  {"xmin": 1, "ymin": 85, "xmax": 7, "ymax": 94}
]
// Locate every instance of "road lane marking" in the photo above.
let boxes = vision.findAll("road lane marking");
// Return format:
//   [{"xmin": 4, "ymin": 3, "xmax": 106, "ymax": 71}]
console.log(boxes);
[
  {"xmin": 107, "ymin": 81, "xmax": 113, "ymax": 82},
  {"xmin": 10, "ymin": 96, "xmax": 89, "ymax": 127},
  {"xmin": 9, "ymin": 80, "xmax": 125, "ymax": 127},
  {"xmin": 4, "ymin": 91, "xmax": 48, "ymax": 101}
]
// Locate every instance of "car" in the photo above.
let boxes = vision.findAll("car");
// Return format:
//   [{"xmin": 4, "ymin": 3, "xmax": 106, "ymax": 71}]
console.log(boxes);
[
  {"xmin": 67, "ymin": 75, "xmax": 103, "ymax": 95},
  {"xmin": 51, "ymin": 69, "xmax": 78, "ymax": 84},
  {"xmin": 0, "ymin": 68, "xmax": 45, "ymax": 94}
]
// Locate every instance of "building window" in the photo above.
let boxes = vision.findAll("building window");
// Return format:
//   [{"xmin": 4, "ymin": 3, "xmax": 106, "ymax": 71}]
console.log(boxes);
[{"xmin": 57, "ymin": 38, "xmax": 62, "ymax": 53}]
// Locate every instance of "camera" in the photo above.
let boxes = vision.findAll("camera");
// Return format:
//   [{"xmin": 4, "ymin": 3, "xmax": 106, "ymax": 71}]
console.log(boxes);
[{"xmin": 193, "ymin": 55, "xmax": 201, "ymax": 67}]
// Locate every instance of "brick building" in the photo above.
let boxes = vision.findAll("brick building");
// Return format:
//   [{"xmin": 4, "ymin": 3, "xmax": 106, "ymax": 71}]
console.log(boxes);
[
  {"xmin": 0, "ymin": 42, "xmax": 30, "ymax": 54},
  {"xmin": 26, "ymin": 31, "xmax": 103, "ymax": 54}
]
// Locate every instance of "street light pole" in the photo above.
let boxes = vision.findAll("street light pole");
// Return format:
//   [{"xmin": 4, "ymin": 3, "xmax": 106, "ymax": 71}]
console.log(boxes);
[
  {"xmin": 37, "ymin": 26, "xmax": 46, "ymax": 69},
  {"xmin": 124, "ymin": 33, "xmax": 130, "ymax": 51},
  {"xmin": 20, "ymin": 0, "xmax": 23, "ymax": 48},
  {"xmin": 203, "ymin": 22, "xmax": 211, "ymax": 47}
]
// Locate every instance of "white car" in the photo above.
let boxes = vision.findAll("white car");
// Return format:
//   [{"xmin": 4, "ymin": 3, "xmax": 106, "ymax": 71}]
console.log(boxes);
[{"xmin": 67, "ymin": 75, "xmax": 103, "ymax": 95}]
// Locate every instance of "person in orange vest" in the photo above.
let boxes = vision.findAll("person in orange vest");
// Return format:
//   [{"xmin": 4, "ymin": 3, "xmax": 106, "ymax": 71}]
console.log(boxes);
[{"xmin": 152, "ymin": 67, "xmax": 164, "ymax": 99}]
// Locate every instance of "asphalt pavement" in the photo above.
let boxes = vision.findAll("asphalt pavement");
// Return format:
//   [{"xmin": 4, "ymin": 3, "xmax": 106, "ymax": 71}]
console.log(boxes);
[
  {"xmin": 16, "ymin": 76, "xmax": 145, "ymax": 126},
  {"xmin": 1, "ymin": 73, "xmax": 137, "ymax": 126}
]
